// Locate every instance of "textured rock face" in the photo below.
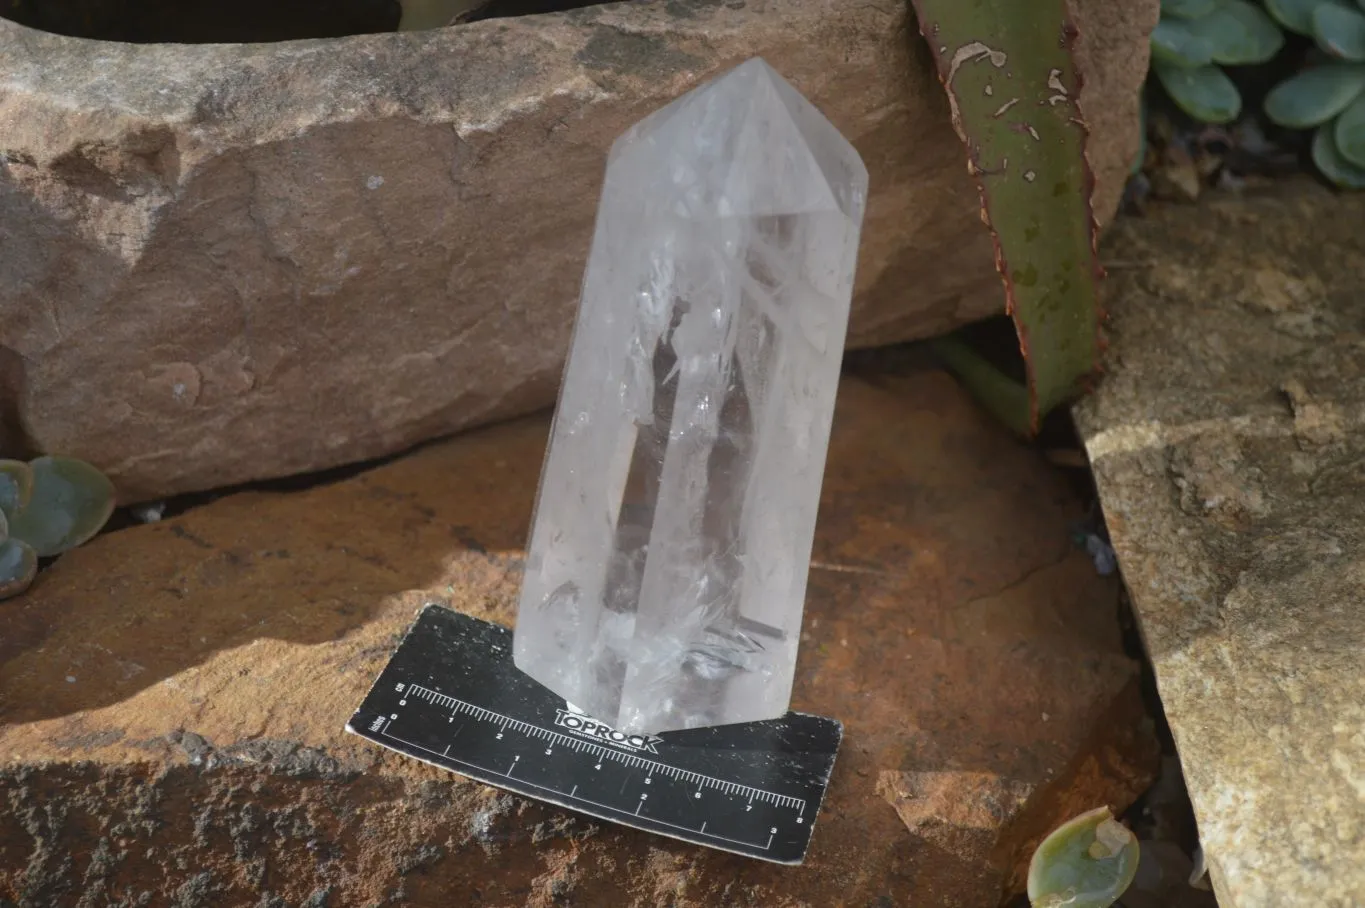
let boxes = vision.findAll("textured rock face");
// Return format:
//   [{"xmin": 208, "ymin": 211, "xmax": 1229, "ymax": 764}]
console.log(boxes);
[
  {"xmin": 0, "ymin": 0, "xmax": 1157, "ymax": 503},
  {"xmin": 0, "ymin": 371, "xmax": 1156, "ymax": 907},
  {"xmin": 1076, "ymin": 180, "xmax": 1365, "ymax": 908}
]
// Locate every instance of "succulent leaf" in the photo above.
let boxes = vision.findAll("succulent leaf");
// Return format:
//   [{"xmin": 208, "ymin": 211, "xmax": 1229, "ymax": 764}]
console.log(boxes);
[
  {"xmin": 1028, "ymin": 807, "xmax": 1140, "ymax": 908},
  {"xmin": 1315, "ymin": 3, "xmax": 1365, "ymax": 59},
  {"xmin": 0, "ymin": 538, "xmax": 38, "ymax": 601},
  {"xmin": 1162, "ymin": 0, "xmax": 1218, "ymax": 18},
  {"xmin": 909, "ymin": 0, "xmax": 1103, "ymax": 433},
  {"xmin": 1334, "ymin": 91, "xmax": 1365, "ymax": 163},
  {"xmin": 1154, "ymin": 59, "xmax": 1244, "ymax": 121},
  {"xmin": 1315, "ymin": 120, "xmax": 1365, "ymax": 183},
  {"xmin": 1265, "ymin": 62, "xmax": 1365, "ymax": 126},
  {"xmin": 6, "ymin": 456, "xmax": 116, "ymax": 558},
  {"xmin": 0, "ymin": 460, "xmax": 34, "ymax": 521},
  {"xmin": 397, "ymin": 0, "xmax": 484, "ymax": 29},
  {"xmin": 1184, "ymin": 0, "xmax": 1284, "ymax": 65},
  {"xmin": 1152, "ymin": 18, "xmax": 1218, "ymax": 67},
  {"xmin": 929, "ymin": 337, "xmax": 1033, "ymax": 436},
  {"xmin": 1266, "ymin": 0, "xmax": 1354, "ymax": 35}
]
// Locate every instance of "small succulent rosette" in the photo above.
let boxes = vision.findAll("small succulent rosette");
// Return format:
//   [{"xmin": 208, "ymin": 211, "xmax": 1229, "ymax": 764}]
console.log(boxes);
[
  {"xmin": 0, "ymin": 456, "xmax": 116, "ymax": 600},
  {"xmin": 1152, "ymin": 0, "xmax": 1365, "ymax": 187}
]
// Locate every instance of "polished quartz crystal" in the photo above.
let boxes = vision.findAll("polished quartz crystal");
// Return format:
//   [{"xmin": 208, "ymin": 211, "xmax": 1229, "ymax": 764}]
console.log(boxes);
[{"xmin": 512, "ymin": 57, "xmax": 868, "ymax": 734}]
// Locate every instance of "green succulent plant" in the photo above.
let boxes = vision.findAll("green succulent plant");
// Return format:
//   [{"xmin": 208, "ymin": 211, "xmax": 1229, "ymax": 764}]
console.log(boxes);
[
  {"xmin": 1261, "ymin": 0, "xmax": 1365, "ymax": 187},
  {"xmin": 1028, "ymin": 806, "xmax": 1141, "ymax": 908},
  {"xmin": 1150, "ymin": 0, "xmax": 1365, "ymax": 187},
  {"xmin": 396, "ymin": 0, "xmax": 485, "ymax": 29},
  {"xmin": 911, "ymin": 0, "xmax": 1103, "ymax": 436},
  {"xmin": 0, "ymin": 455, "xmax": 116, "ymax": 601},
  {"xmin": 1151, "ymin": 0, "xmax": 1284, "ymax": 123}
]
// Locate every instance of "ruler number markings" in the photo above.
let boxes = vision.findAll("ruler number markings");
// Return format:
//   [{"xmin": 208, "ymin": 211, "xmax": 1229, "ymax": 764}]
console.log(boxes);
[
  {"xmin": 350, "ymin": 607, "xmax": 840, "ymax": 864},
  {"xmin": 381, "ymin": 727, "xmax": 783, "ymax": 852},
  {"xmin": 399, "ymin": 682, "xmax": 806, "ymax": 813},
  {"xmin": 385, "ymin": 682, "xmax": 808, "ymax": 847}
]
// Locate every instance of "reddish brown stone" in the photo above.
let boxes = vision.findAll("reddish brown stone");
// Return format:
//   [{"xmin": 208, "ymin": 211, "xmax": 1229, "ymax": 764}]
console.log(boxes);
[{"xmin": 0, "ymin": 372, "xmax": 1156, "ymax": 906}]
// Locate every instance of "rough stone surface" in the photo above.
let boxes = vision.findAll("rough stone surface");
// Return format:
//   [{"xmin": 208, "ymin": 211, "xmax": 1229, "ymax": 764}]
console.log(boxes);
[
  {"xmin": 1075, "ymin": 180, "xmax": 1365, "ymax": 908},
  {"xmin": 0, "ymin": 0, "xmax": 1158, "ymax": 503},
  {"xmin": 1, "ymin": 371, "xmax": 1156, "ymax": 907}
]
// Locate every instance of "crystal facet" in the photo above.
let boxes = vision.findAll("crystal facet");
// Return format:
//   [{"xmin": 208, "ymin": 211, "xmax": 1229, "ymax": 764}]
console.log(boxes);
[{"xmin": 512, "ymin": 58, "xmax": 868, "ymax": 734}]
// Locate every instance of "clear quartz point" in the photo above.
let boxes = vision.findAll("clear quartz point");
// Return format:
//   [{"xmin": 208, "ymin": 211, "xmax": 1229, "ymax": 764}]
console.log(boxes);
[{"xmin": 512, "ymin": 57, "xmax": 868, "ymax": 734}]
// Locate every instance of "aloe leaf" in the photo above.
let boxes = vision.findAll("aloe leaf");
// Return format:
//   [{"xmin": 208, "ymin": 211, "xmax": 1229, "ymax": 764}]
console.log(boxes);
[
  {"xmin": 1334, "ymin": 92, "xmax": 1365, "ymax": 164},
  {"xmin": 1152, "ymin": 18, "xmax": 1218, "ymax": 67},
  {"xmin": 1162, "ymin": 0, "xmax": 1218, "ymax": 18},
  {"xmin": 0, "ymin": 460, "xmax": 33, "ymax": 521},
  {"xmin": 1315, "ymin": 3, "xmax": 1365, "ymax": 59},
  {"xmin": 1185, "ymin": 0, "xmax": 1284, "ymax": 64},
  {"xmin": 928, "ymin": 337, "xmax": 1033, "ymax": 436},
  {"xmin": 910, "ymin": 0, "xmax": 1102, "ymax": 433},
  {"xmin": 1131, "ymin": 91, "xmax": 1149, "ymax": 177},
  {"xmin": 0, "ymin": 538, "xmax": 37, "ymax": 601},
  {"xmin": 1267, "ymin": 0, "xmax": 1354, "ymax": 34},
  {"xmin": 1154, "ymin": 59, "xmax": 1244, "ymax": 122},
  {"xmin": 6, "ymin": 456, "xmax": 116, "ymax": 557},
  {"xmin": 397, "ymin": 0, "xmax": 484, "ymax": 29},
  {"xmin": 1265, "ymin": 63, "xmax": 1365, "ymax": 126},
  {"xmin": 1028, "ymin": 807, "xmax": 1140, "ymax": 908},
  {"xmin": 1313, "ymin": 121, "xmax": 1365, "ymax": 184}
]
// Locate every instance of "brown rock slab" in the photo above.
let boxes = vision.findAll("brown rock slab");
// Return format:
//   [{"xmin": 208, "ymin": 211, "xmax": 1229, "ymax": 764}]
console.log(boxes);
[
  {"xmin": 1075, "ymin": 180, "xmax": 1365, "ymax": 908},
  {"xmin": 0, "ymin": 372, "xmax": 1156, "ymax": 906},
  {"xmin": 0, "ymin": 0, "xmax": 1158, "ymax": 502}
]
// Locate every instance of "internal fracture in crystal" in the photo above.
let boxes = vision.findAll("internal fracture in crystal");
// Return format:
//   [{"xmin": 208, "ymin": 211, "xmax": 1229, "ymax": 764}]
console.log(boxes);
[{"xmin": 512, "ymin": 57, "xmax": 869, "ymax": 734}]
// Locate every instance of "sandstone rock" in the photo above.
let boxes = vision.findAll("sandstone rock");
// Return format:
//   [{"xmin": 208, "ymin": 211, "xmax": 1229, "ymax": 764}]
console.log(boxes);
[
  {"xmin": 0, "ymin": 0, "xmax": 1158, "ymax": 503},
  {"xmin": 0, "ymin": 371, "xmax": 1156, "ymax": 907},
  {"xmin": 1075, "ymin": 180, "xmax": 1365, "ymax": 908}
]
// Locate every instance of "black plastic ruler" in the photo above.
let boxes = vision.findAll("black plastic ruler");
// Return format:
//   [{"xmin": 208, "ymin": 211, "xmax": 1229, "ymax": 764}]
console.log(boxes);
[{"xmin": 345, "ymin": 604, "xmax": 842, "ymax": 864}]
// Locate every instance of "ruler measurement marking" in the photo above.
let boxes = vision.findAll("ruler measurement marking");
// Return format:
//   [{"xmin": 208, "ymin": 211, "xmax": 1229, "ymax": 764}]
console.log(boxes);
[
  {"xmin": 379, "ymin": 729, "xmax": 774, "ymax": 851},
  {"xmin": 353, "ymin": 608, "xmax": 850, "ymax": 868},
  {"xmin": 405, "ymin": 685, "xmax": 803, "ymax": 813}
]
